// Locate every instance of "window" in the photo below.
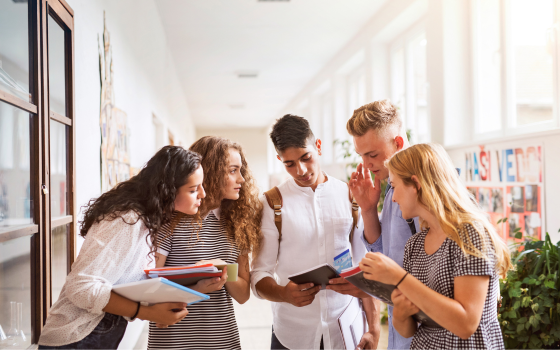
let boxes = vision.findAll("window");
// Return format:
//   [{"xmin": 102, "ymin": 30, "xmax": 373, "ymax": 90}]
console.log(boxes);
[
  {"xmin": 391, "ymin": 27, "xmax": 429, "ymax": 143},
  {"xmin": 347, "ymin": 68, "xmax": 366, "ymax": 117},
  {"xmin": 473, "ymin": 0, "xmax": 560, "ymax": 136},
  {"xmin": 472, "ymin": 0, "xmax": 502, "ymax": 133},
  {"xmin": 0, "ymin": 0, "xmax": 76, "ymax": 344},
  {"xmin": 510, "ymin": 0, "xmax": 555, "ymax": 126}
]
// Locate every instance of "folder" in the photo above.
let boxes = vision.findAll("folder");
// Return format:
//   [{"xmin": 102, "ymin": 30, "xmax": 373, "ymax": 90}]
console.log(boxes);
[
  {"xmin": 112, "ymin": 277, "xmax": 209, "ymax": 305},
  {"xmin": 338, "ymin": 298, "xmax": 368, "ymax": 350}
]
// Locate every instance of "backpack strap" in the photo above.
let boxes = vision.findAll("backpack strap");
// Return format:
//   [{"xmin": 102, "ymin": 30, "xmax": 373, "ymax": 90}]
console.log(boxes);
[
  {"xmin": 264, "ymin": 186, "xmax": 283, "ymax": 242},
  {"xmin": 348, "ymin": 183, "xmax": 359, "ymax": 242}
]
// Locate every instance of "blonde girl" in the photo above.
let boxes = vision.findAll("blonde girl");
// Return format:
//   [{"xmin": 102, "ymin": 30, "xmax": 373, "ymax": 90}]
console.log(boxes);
[{"xmin": 359, "ymin": 143, "xmax": 511, "ymax": 349}]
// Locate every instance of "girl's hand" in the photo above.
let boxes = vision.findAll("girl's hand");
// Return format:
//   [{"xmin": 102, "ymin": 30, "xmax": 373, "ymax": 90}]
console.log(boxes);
[
  {"xmin": 359, "ymin": 252, "xmax": 406, "ymax": 285},
  {"xmin": 137, "ymin": 302, "xmax": 188, "ymax": 326},
  {"xmin": 391, "ymin": 289, "xmax": 419, "ymax": 322},
  {"xmin": 190, "ymin": 268, "xmax": 228, "ymax": 294}
]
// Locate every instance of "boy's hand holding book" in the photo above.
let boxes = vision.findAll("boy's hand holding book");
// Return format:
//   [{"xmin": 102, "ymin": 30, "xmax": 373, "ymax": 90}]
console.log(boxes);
[
  {"xmin": 281, "ymin": 281, "xmax": 321, "ymax": 307},
  {"xmin": 326, "ymin": 277, "xmax": 371, "ymax": 299}
]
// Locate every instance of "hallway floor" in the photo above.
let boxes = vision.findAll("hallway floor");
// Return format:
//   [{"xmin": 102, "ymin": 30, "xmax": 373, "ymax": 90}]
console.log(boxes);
[{"xmin": 133, "ymin": 291, "xmax": 389, "ymax": 349}]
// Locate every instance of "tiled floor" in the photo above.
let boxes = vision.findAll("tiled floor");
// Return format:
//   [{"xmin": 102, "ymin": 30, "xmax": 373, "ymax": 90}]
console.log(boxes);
[{"xmin": 134, "ymin": 292, "xmax": 389, "ymax": 349}]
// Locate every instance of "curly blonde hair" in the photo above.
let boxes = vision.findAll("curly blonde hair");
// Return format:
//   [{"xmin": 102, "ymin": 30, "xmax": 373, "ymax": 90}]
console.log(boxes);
[{"xmin": 189, "ymin": 136, "xmax": 263, "ymax": 255}]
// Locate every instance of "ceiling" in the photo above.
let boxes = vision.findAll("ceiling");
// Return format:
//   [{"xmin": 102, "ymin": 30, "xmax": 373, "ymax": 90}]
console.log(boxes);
[{"xmin": 156, "ymin": 0, "xmax": 387, "ymax": 129}]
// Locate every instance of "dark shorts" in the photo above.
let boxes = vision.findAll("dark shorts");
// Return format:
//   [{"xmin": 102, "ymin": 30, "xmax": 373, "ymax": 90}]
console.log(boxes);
[{"xmin": 39, "ymin": 313, "xmax": 127, "ymax": 350}]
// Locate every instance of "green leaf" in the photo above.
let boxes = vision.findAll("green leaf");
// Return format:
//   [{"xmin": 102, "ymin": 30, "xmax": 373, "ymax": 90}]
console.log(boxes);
[
  {"xmin": 517, "ymin": 323, "xmax": 525, "ymax": 334},
  {"xmin": 508, "ymin": 310, "xmax": 517, "ymax": 318},
  {"xmin": 518, "ymin": 317, "xmax": 527, "ymax": 323},
  {"xmin": 529, "ymin": 334, "xmax": 542, "ymax": 348},
  {"xmin": 545, "ymin": 280, "xmax": 556, "ymax": 289},
  {"xmin": 515, "ymin": 230, "xmax": 523, "ymax": 239},
  {"xmin": 513, "ymin": 300, "xmax": 520, "ymax": 310},
  {"xmin": 531, "ymin": 303, "xmax": 539, "ymax": 312},
  {"xmin": 516, "ymin": 249, "xmax": 536, "ymax": 264}
]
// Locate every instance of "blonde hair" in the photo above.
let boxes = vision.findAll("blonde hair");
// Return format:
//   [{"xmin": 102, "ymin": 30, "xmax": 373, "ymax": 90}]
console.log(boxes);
[
  {"xmin": 387, "ymin": 143, "xmax": 512, "ymax": 278},
  {"xmin": 346, "ymin": 99, "xmax": 402, "ymax": 137}
]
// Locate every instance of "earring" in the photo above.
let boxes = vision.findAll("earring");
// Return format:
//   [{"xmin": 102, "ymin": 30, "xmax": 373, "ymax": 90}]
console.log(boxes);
[{"xmin": 318, "ymin": 150, "xmax": 322, "ymax": 155}]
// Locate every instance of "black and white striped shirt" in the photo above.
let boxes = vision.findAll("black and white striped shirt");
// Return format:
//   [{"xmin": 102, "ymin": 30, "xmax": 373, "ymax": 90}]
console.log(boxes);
[{"xmin": 148, "ymin": 210, "xmax": 241, "ymax": 350}]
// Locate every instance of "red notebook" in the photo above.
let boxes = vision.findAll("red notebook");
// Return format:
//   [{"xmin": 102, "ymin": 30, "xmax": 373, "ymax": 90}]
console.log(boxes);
[
  {"xmin": 144, "ymin": 263, "xmax": 214, "ymax": 274},
  {"xmin": 162, "ymin": 272, "xmax": 223, "ymax": 287}
]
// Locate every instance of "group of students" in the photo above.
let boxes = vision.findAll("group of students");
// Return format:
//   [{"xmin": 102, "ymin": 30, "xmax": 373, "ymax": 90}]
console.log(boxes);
[{"xmin": 37, "ymin": 100, "xmax": 511, "ymax": 350}]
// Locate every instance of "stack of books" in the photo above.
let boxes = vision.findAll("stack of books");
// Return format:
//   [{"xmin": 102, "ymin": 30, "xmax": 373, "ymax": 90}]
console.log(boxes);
[
  {"xmin": 145, "ymin": 260, "xmax": 238, "ymax": 287},
  {"xmin": 145, "ymin": 264, "xmax": 223, "ymax": 286}
]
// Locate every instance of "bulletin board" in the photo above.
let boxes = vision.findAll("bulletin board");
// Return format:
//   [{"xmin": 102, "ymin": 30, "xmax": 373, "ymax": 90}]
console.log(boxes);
[{"xmin": 464, "ymin": 144, "xmax": 543, "ymax": 241}]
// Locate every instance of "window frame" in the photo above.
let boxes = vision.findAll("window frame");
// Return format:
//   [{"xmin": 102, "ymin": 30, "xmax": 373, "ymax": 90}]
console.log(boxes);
[
  {"xmin": 389, "ymin": 20, "xmax": 427, "ymax": 143},
  {"xmin": 0, "ymin": 0, "xmax": 76, "ymax": 344}
]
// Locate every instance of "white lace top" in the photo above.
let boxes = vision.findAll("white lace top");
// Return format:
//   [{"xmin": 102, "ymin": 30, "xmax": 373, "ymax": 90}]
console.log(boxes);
[{"xmin": 39, "ymin": 211, "xmax": 154, "ymax": 346}]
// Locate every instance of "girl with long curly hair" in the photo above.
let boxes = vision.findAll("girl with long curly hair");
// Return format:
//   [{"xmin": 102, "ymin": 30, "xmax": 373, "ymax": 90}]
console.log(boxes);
[
  {"xmin": 149, "ymin": 136, "xmax": 262, "ymax": 350},
  {"xmin": 38, "ymin": 146, "xmax": 205, "ymax": 350}
]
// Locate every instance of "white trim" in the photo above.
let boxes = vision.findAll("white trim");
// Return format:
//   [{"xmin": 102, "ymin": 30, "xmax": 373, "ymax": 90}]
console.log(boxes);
[{"xmin": 445, "ymin": 126, "xmax": 560, "ymax": 151}]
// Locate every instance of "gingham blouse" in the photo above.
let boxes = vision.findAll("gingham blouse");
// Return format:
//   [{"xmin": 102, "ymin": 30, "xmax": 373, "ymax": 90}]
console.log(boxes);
[{"xmin": 403, "ymin": 224, "xmax": 505, "ymax": 350}]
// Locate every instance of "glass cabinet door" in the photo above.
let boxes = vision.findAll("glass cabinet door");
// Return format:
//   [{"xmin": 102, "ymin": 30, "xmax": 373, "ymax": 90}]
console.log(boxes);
[{"xmin": 47, "ymin": 11, "xmax": 72, "ymax": 306}]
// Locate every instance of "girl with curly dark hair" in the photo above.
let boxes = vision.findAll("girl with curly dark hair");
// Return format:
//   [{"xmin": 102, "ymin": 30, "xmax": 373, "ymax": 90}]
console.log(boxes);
[
  {"xmin": 148, "ymin": 136, "xmax": 262, "ymax": 350},
  {"xmin": 38, "ymin": 146, "xmax": 205, "ymax": 350}
]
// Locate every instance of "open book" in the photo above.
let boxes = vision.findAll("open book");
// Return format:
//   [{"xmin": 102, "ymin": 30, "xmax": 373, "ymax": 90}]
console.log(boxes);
[
  {"xmin": 288, "ymin": 263, "xmax": 340, "ymax": 289},
  {"xmin": 341, "ymin": 266, "xmax": 442, "ymax": 328}
]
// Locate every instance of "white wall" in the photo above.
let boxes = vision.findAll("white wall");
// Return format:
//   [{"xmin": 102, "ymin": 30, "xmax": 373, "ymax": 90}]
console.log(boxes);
[
  {"xmin": 67, "ymin": 0, "xmax": 196, "ymax": 219},
  {"xmin": 66, "ymin": 1, "xmax": 197, "ymax": 346},
  {"xmin": 195, "ymin": 128, "xmax": 270, "ymax": 192}
]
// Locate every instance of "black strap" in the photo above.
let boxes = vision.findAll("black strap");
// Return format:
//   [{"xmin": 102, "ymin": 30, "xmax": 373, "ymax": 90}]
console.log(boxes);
[
  {"xmin": 387, "ymin": 182, "xmax": 416, "ymax": 236},
  {"xmin": 406, "ymin": 218, "xmax": 416, "ymax": 235}
]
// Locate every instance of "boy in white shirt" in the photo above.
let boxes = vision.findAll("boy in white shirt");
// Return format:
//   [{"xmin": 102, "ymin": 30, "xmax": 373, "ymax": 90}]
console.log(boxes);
[{"xmin": 250, "ymin": 115, "xmax": 380, "ymax": 350}]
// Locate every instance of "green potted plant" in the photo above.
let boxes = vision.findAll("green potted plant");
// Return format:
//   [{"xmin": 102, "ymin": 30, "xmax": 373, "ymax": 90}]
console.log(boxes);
[{"xmin": 498, "ymin": 224, "xmax": 560, "ymax": 349}]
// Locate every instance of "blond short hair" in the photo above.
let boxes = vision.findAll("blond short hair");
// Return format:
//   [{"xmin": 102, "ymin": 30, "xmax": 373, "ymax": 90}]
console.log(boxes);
[{"xmin": 346, "ymin": 99, "xmax": 402, "ymax": 137}]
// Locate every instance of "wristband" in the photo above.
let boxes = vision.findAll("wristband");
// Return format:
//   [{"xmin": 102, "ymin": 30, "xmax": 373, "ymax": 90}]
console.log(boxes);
[
  {"xmin": 131, "ymin": 302, "xmax": 141, "ymax": 320},
  {"xmin": 395, "ymin": 272, "xmax": 409, "ymax": 288}
]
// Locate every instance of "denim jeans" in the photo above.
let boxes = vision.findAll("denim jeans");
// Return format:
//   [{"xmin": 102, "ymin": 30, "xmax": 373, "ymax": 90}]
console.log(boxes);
[
  {"xmin": 39, "ymin": 313, "xmax": 127, "ymax": 349},
  {"xmin": 271, "ymin": 327, "xmax": 323, "ymax": 350}
]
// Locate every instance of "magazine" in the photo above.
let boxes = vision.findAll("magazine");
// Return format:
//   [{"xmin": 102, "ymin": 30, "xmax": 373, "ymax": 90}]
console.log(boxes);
[{"xmin": 341, "ymin": 266, "xmax": 442, "ymax": 328}]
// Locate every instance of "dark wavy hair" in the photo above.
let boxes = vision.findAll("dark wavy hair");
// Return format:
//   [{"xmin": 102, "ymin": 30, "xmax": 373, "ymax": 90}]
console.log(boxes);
[
  {"xmin": 79, "ymin": 146, "xmax": 202, "ymax": 257},
  {"xmin": 189, "ymin": 136, "xmax": 262, "ymax": 255}
]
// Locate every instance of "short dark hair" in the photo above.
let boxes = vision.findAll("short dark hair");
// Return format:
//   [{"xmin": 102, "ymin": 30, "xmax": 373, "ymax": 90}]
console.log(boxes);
[{"xmin": 270, "ymin": 114, "xmax": 316, "ymax": 152}]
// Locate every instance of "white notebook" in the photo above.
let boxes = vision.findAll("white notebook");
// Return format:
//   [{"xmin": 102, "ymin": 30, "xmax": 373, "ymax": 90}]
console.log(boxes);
[
  {"xmin": 338, "ymin": 297, "xmax": 368, "ymax": 350},
  {"xmin": 112, "ymin": 277, "xmax": 209, "ymax": 305}
]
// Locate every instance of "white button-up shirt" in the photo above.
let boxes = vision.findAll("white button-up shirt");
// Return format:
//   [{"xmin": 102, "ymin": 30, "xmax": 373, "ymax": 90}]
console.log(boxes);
[{"xmin": 251, "ymin": 175, "xmax": 366, "ymax": 350}]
